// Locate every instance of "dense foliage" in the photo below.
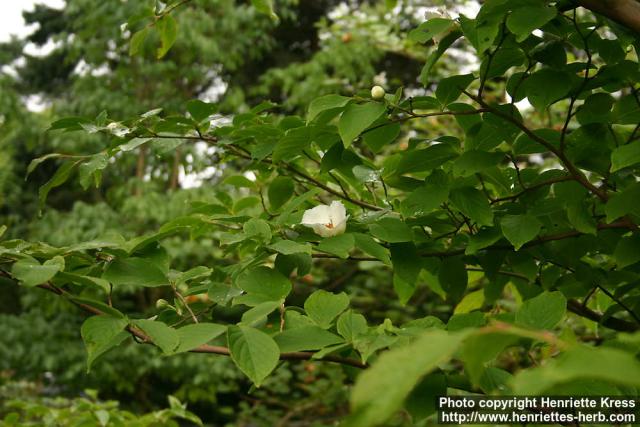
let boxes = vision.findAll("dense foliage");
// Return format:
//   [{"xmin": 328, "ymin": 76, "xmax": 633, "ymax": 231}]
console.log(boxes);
[{"xmin": 2, "ymin": 0, "xmax": 640, "ymax": 425}]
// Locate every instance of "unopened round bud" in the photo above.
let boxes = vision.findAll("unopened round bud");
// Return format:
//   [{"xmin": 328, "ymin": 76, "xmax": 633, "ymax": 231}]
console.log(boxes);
[
  {"xmin": 156, "ymin": 299, "xmax": 170, "ymax": 309},
  {"xmin": 371, "ymin": 85, "xmax": 386, "ymax": 100}
]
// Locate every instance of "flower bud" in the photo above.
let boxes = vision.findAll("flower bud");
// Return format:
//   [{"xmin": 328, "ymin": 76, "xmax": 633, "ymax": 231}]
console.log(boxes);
[{"xmin": 371, "ymin": 85, "xmax": 385, "ymax": 100}]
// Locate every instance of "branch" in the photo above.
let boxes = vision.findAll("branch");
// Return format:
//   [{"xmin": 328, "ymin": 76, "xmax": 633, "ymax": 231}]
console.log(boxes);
[
  {"xmin": 26, "ymin": 281, "xmax": 367, "ymax": 369},
  {"xmin": 596, "ymin": 284, "xmax": 640, "ymax": 325},
  {"xmin": 313, "ymin": 221, "xmax": 630, "ymax": 261},
  {"xmin": 362, "ymin": 107, "xmax": 489, "ymax": 136},
  {"xmin": 575, "ymin": 0, "xmax": 640, "ymax": 34},
  {"xmin": 490, "ymin": 175, "xmax": 575, "ymax": 204},
  {"xmin": 567, "ymin": 299, "xmax": 639, "ymax": 332},
  {"xmin": 284, "ymin": 164, "xmax": 382, "ymax": 211},
  {"xmin": 463, "ymin": 90, "xmax": 612, "ymax": 203}
]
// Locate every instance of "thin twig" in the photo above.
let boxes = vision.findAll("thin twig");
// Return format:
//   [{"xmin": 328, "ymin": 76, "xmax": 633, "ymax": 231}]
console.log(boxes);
[{"xmin": 174, "ymin": 286, "xmax": 199, "ymax": 323}]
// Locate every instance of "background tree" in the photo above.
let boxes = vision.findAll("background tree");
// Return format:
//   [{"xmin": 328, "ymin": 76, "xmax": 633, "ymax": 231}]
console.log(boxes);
[{"xmin": 2, "ymin": 0, "xmax": 640, "ymax": 426}]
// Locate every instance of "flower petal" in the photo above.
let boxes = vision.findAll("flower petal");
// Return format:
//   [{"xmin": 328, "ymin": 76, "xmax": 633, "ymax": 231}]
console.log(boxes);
[
  {"xmin": 301, "ymin": 205, "xmax": 331, "ymax": 225},
  {"xmin": 328, "ymin": 201, "xmax": 347, "ymax": 223},
  {"xmin": 332, "ymin": 218, "xmax": 347, "ymax": 235},
  {"xmin": 313, "ymin": 224, "xmax": 334, "ymax": 237}
]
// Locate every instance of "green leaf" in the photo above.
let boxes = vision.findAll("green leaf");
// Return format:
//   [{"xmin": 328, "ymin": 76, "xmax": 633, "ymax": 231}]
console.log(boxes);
[
  {"xmin": 236, "ymin": 266, "xmax": 291, "ymax": 302},
  {"xmin": 275, "ymin": 252, "xmax": 312, "ymax": 277},
  {"xmin": 419, "ymin": 30, "xmax": 463, "ymax": 84},
  {"xmin": 307, "ymin": 95, "xmax": 351, "ymax": 122},
  {"xmin": 390, "ymin": 243, "xmax": 422, "ymax": 304},
  {"xmin": 129, "ymin": 27, "xmax": 149, "ymax": 56},
  {"xmin": 241, "ymin": 300, "xmax": 282, "ymax": 326},
  {"xmin": 274, "ymin": 325, "xmax": 343, "ymax": 352},
  {"xmin": 362, "ymin": 122, "xmax": 400, "ymax": 153},
  {"xmin": 175, "ymin": 266, "xmax": 212, "ymax": 286},
  {"xmin": 227, "ymin": 325, "xmax": 280, "ymax": 386},
  {"xmin": 447, "ymin": 312, "xmax": 486, "ymax": 331},
  {"xmin": 408, "ymin": 18, "xmax": 453, "ymax": 43},
  {"xmin": 251, "ymin": 0, "xmax": 279, "ymax": 22},
  {"xmin": 481, "ymin": 47, "xmax": 525, "ymax": 80},
  {"xmin": 338, "ymin": 102, "xmax": 386, "ymax": 147},
  {"xmin": 596, "ymin": 39, "xmax": 626, "ymax": 64},
  {"xmin": 452, "ymin": 151, "xmax": 503, "ymax": 177},
  {"xmin": 156, "ymin": 14, "xmax": 178, "ymax": 59},
  {"xmin": 353, "ymin": 233, "xmax": 390, "ymax": 264},
  {"xmin": 315, "ymin": 233, "xmax": 355, "ymax": 259},
  {"xmin": 119, "ymin": 137, "xmax": 152, "ymax": 152},
  {"xmin": 173, "ymin": 323, "xmax": 227, "ymax": 354},
  {"xmin": 438, "ymin": 257, "xmax": 468, "ymax": 303},
  {"xmin": 223, "ymin": 175, "xmax": 256, "ymax": 189},
  {"xmin": 613, "ymin": 94, "xmax": 640, "ymax": 124},
  {"xmin": 347, "ymin": 329, "xmax": 467, "ymax": 427},
  {"xmin": 613, "ymin": 234, "xmax": 640, "ymax": 268},
  {"xmin": 435, "ymin": 74, "xmax": 474, "ymax": 106},
  {"xmin": 70, "ymin": 296, "xmax": 126, "ymax": 318},
  {"xmin": 11, "ymin": 256, "xmax": 64, "ymax": 287},
  {"xmin": 268, "ymin": 239, "xmax": 312, "ymax": 255},
  {"xmin": 566, "ymin": 201, "xmax": 597, "ymax": 235},
  {"xmin": 39, "ymin": 161, "xmax": 78, "ymax": 210},
  {"xmin": 304, "ymin": 290, "xmax": 350, "ymax": 329},
  {"xmin": 512, "ymin": 345, "xmax": 640, "ymax": 395},
  {"xmin": 605, "ymin": 183, "xmax": 640, "ymax": 222},
  {"xmin": 460, "ymin": 332, "xmax": 519, "ymax": 386},
  {"xmin": 394, "ymin": 143, "xmax": 458, "ymax": 175},
  {"xmin": 405, "ymin": 373, "xmax": 447, "ymax": 421},
  {"xmin": 48, "ymin": 116, "xmax": 90, "ymax": 132},
  {"xmin": 268, "ymin": 176, "xmax": 295, "ymax": 209},
  {"xmin": 57, "ymin": 272, "xmax": 110, "ymax": 293},
  {"xmin": 103, "ymin": 257, "xmax": 168, "ymax": 287},
  {"xmin": 369, "ymin": 217, "xmax": 412, "ymax": 243},
  {"xmin": 500, "ymin": 214, "xmax": 542, "ymax": 250},
  {"xmin": 208, "ymin": 282, "xmax": 243, "ymax": 305},
  {"xmin": 272, "ymin": 126, "xmax": 311, "ymax": 162},
  {"xmin": 576, "ymin": 93, "xmax": 614, "ymax": 125},
  {"xmin": 454, "ymin": 289, "xmax": 484, "ymax": 314},
  {"xmin": 516, "ymin": 291, "xmax": 566, "ymax": 330},
  {"xmin": 26, "ymin": 153, "xmax": 63, "ymax": 178},
  {"xmin": 353, "ymin": 165, "xmax": 380, "ymax": 184},
  {"xmin": 243, "ymin": 218, "xmax": 272, "ymax": 242},
  {"xmin": 78, "ymin": 153, "xmax": 109, "ymax": 190},
  {"xmin": 459, "ymin": 9, "xmax": 502, "ymax": 54},
  {"xmin": 400, "ymin": 184, "xmax": 448, "ymax": 218},
  {"xmin": 450, "ymin": 187, "xmax": 493, "ymax": 227},
  {"xmin": 133, "ymin": 319, "xmax": 179, "ymax": 354},
  {"xmin": 506, "ymin": 5, "xmax": 556, "ymax": 42},
  {"xmin": 81, "ymin": 316, "xmax": 129, "ymax": 371},
  {"xmin": 337, "ymin": 310, "xmax": 368, "ymax": 342},
  {"xmin": 186, "ymin": 99, "xmax": 217, "ymax": 122},
  {"xmin": 465, "ymin": 227, "xmax": 502, "ymax": 255},
  {"xmin": 611, "ymin": 142, "xmax": 640, "ymax": 172},
  {"xmin": 524, "ymin": 69, "xmax": 571, "ymax": 110}
]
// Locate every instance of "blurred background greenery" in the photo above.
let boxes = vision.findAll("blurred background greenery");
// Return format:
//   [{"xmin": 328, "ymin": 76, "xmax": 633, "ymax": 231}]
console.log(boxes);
[{"xmin": 0, "ymin": 0, "xmax": 483, "ymax": 425}]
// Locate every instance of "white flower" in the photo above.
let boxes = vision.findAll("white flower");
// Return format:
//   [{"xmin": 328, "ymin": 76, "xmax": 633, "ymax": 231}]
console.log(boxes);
[{"xmin": 301, "ymin": 201, "xmax": 348, "ymax": 237}]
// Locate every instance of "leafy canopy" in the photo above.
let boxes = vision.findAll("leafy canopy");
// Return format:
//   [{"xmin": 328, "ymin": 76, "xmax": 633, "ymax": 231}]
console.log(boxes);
[{"xmin": 2, "ymin": 0, "xmax": 640, "ymax": 425}]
